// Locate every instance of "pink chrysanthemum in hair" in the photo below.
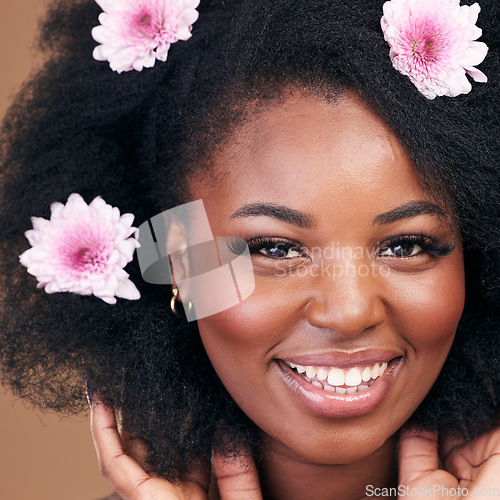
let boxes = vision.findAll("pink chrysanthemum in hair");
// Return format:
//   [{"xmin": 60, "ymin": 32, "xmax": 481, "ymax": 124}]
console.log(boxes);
[
  {"xmin": 20, "ymin": 194, "xmax": 141, "ymax": 305},
  {"xmin": 381, "ymin": 0, "xmax": 488, "ymax": 99},
  {"xmin": 92, "ymin": 0, "xmax": 200, "ymax": 73}
]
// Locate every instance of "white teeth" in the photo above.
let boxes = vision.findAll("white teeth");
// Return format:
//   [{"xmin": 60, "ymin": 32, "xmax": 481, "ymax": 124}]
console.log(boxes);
[
  {"xmin": 345, "ymin": 367, "xmax": 362, "ymax": 386},
  {"xmin": 328, "ymin": 367, "xmax": 345, "ymax": 386},
  {"xmin": 285, "ymin": 358, "xmax": 394, "ymax": 394},
  {"xmin": 361, "ymin": 366, "xmax": 372, "ymax": 382}
]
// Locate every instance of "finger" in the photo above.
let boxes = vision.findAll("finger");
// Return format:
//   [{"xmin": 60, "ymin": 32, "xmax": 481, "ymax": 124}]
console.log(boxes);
[
  {"xmin": 91, "ymin": 402, "xmax": 177, "ymax": 499},
  {"xmin": 119, "ymin": 423, "xmax": 154, "ymax": 474},
  {"xmin": 440, "ymin": 434, "xmax": 472, "ymax": 480},
  {"xmin": 469, "ymin": 453, "xmax": 500, "ymax": 491},
  {"xmin": 440, "ymin": 434, "xmax": 466, "ymax": 462},
  {"xmin": 444, "ymin": 428, "xmax": 500, "ymax": 483},
  {"xmin": 180, "ymin": 459, "xmax": 211, "ymax": 499},
  {"xmin": 398, "ymin": 427, "xmax": 440, "ymax": 485},
  {"xmin": 213, "ymin": 449, "xmax": 262, "ymax": 500}
]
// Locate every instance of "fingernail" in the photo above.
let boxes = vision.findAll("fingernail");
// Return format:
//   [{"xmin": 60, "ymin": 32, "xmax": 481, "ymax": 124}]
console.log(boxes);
[{"xmin": 85, "ymin": 376, "xmax": 96, "ymax": 408}]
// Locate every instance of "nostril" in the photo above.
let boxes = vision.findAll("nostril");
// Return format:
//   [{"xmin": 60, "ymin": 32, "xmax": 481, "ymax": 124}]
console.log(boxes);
[{"xmin": 305, "ymin": 292, "xmax": 386, "ymax": 338}]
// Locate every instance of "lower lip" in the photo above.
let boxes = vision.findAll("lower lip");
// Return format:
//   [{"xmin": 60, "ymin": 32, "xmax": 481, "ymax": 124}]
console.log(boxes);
[{"xmin": 277, "ymin": 358, "xmax": 402, "ymax": 418}]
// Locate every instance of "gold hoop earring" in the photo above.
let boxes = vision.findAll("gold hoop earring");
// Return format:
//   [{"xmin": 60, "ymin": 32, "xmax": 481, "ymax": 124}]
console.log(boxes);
[{"xmin": 170, "ymin": 287, "xmax": 179, "ymax": 315}]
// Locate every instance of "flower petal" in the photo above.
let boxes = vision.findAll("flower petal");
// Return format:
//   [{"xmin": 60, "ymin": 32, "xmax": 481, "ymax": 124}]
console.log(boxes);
[
  {"xmin": 381, "ymin": 0, "xmax": 489, "ymax": 99},
  {"xmin": 92, "ymin": 0, "xmax": 200, "ymax": 73},
  {"xmin": 99, "ymin": 295, "xmax": 118, "ymax": 305},
  {"xmin": 182, "ymin": 9, "xmax": 199, "ymax": 27},
  {"xmin": 20, "ymin": 192, "xmax": 141, "ymax": 304},
  {"xmin": 461, "ymin": 42, "xmax": 488, "ymax": 66},
  {"xmin": 465, "ymin": 66, "xmax": 488, "ymax": 83},
  {"xmin": 183, "ymin": 0, "xmax": 200, "ymax": 9},
  {"xmin": 115, "ymin": 278, "xmax": 141, "ymax": 301},
  {"xmin": 119, "ymin": 213, "xmax": 135, "ymax": 228}
]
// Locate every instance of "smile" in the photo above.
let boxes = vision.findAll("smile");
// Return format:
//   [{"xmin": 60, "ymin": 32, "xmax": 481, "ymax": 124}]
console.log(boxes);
[
  {"xmin": 277, "ymin": 355, "xmax": 403, "ymax": 418},
  {"xmin": 284, "ymin": 361, "xmax": 388, "ymax": 394}
]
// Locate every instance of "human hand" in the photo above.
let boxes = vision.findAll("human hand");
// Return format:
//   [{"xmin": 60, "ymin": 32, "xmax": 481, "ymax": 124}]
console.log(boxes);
[
  {"xmin": 398, "ymin": 426, "xmax": 500, "ymax": 498},
  {"xmin": 90, "ymin": 402, "xmax": 263, "ymax": 500}
]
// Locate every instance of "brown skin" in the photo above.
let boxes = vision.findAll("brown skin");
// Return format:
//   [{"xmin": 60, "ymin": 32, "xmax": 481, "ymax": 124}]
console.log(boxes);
[
  {"xmin": 91, "ymin": 91, "xmax": 500, "ymax": 500},
  {"xmin": 186, "ymin": 92, "xmax": 465, "ymax": 499},
  {"xmin": 91, "ymin": 403, "xmax": 500, "ymax": 499}
]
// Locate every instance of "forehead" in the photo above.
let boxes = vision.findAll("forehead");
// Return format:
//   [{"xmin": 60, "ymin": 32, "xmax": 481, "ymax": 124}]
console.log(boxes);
[{"xmin": 189, "ymin": 92, "xmax": 433, "ymax": 227}]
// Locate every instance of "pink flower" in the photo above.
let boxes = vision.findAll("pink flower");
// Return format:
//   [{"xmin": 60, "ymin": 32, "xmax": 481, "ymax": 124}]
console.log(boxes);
[
  {"xmin": 92, "ymin": 0, "xmax": 200, "ymax": 73},
  {"xmin": 381, "ymin": 0, "xmax": 488, "ymax": 99},
  {"xmin": 20, "ymin": 194, "xmax": 141, "ymax": 305}
]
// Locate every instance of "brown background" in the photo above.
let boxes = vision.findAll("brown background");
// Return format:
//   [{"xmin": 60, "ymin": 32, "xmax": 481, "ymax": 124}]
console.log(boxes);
[{"xmin": 1, "ymin": 0, "xmax": 113, "ymax": 498}]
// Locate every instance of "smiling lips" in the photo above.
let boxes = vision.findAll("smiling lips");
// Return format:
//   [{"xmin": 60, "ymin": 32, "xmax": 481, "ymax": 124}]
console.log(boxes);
[
  {"xmin": 285, "ymin": 361, "xmax": 388, "ymax": 394},
  {"xmin": 278, "ymin": 354, "xmax": 403, "ymax": 418}
]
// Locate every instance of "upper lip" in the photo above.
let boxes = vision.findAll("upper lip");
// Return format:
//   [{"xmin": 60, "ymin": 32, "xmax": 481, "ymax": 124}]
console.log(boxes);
[{"xmin": 278, "ymin": 349, "xmax": 403, "ymax": 368}]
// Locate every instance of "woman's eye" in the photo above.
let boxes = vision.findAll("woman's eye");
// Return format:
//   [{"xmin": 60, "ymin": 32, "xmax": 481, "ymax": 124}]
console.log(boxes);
[
  {"xmin": 258, "ymin": 242, "xmax": 303, "ymax": 259},
  {"xmin": 378, "ymin": 242, "xmax": 423, "ymax": 258},
  {"xmin": 230, "ymin": 236, "xmax": 307, "ymax": 260},
  {"xmin": 377, "ymin": 235, "xmax": 455, "ymax": 259}
]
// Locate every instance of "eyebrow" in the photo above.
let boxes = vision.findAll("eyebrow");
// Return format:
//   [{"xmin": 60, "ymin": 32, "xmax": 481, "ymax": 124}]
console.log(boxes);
[
  {"xmin": 230, "ymin": 200, "xmax": 447, "ymax": 229},
  {"xmin": 230, "ymin": 202, "xmax": 315, "ymax": 228},
  {"xmin": 373, "ymin": 200, "xmax": 447, "ymax": 225}
]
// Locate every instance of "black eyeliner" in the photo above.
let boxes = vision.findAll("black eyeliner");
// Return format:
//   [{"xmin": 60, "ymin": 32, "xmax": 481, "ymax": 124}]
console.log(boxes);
[
  {"xmin": 381, "ymin": 234, "xmax": 456, "ymax": 257},
  {"xmin": 229, "ymin": 235, "xmax": 306, "ymax": 257}
]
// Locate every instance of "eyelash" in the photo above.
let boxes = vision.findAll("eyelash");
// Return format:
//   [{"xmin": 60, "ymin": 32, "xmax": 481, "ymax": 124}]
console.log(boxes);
[
  {"xmin": 247, "ymin": 236, "xmax": 306, "ymax": 258},
  {"xmin": 229, "ymin": 236, "xmax": 306, "ymax": 258},
  {"xmin": 229, "ymin": 234, "xmax": 455, "ymax": 259},
  {"xmin": 378, "ymin": 234, "xmax": 456, "ymax": 258}
]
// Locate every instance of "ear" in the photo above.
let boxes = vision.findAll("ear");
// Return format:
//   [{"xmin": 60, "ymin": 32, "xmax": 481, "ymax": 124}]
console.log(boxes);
[
  {"xmin": 136, "ymin": 200, "xmax": 216, "ymax": 319},
  {"xmin": 166, "ymin": 222, "xmax": 191, "ymax": 305}
]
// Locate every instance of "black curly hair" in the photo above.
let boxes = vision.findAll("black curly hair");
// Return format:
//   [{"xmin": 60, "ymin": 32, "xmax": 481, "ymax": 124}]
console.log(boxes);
[{"xmin": 0, "ymin": 0, "xmax": 499, "ymax": 481}]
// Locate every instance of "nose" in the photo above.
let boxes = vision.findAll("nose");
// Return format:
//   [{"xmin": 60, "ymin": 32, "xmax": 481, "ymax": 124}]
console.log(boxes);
[{"xmin": 305, "ymin": 258, "xmax": 387, "ymax": 338}]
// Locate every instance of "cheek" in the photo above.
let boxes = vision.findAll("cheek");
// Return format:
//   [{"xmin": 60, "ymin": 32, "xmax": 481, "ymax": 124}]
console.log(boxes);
[
  {"xmin": 386, "ymin": 255, "xmax": 465, "ymax": 407},
  {"xmin": 390, "ymin": 258, "xmax": 465, "ymax": 352},
  {"xmin": 197, "ymin": 290, "xmax": 296, "ymax": 365},
  {"xmin": 196, "ymin": 284, "xmax": 305, "ymax": 412}
]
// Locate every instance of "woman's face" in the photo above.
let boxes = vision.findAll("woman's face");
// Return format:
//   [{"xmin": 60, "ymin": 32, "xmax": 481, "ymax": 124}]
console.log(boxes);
[{"xmin": 188, "ymin": 92, "xmax": 465, "ymax": 464}]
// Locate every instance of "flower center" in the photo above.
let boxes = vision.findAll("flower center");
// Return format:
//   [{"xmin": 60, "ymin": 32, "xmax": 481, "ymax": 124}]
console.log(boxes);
[
  {"xmin": 411, "ymin": 34, "xmax": 439, "ymax": 61},
  {"xmin": 134, "ymin": 6, "xmax": 183, "ymax": 44},
  {"xmin": 74, "ymin": 246, "xmax": 108, "ymax": 273}
]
